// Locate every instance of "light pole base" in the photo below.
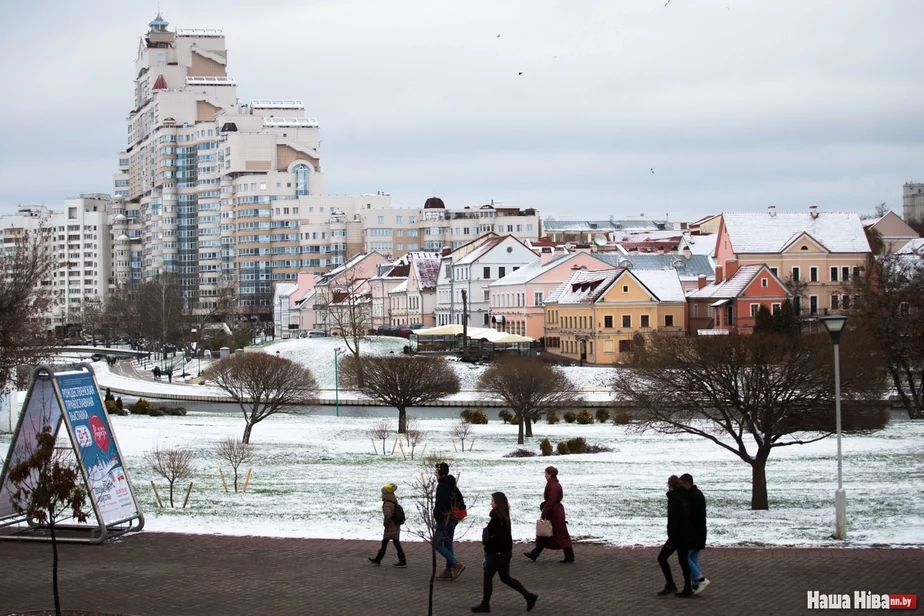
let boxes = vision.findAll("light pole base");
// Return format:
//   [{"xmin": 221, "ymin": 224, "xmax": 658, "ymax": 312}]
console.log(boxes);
[{"xmin": 834, "ymin": 489, "xmax": 847, "ymax": 540}]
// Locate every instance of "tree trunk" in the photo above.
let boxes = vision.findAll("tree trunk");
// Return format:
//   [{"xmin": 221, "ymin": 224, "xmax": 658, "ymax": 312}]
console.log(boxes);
[
  {"xmin": 242, "ymin": 422, "xmax": 253, "ymax": 445},
  {"xmin": 750, "ymin": 455, "xmax": 769, "ymax": 510},
  {"xmin": 398, "ymin": 407, "xmax": 407, "ymax": 434},
  {"xmin": 428, "ymin": 542, "xmax": 436, "ymax": 616},
  {"xmin": 517, "ymin": 418, "xmax": 525, "ymax": 445},
  {"xmin": 233, "ymin": 469, "xmax": 239, "ymax": 493},
  {"xmin": 169, "ymin": 481, "xmax": 176, "ymax": 508},
  {"xmin": 525, "ymin": 416, "xmax": 533, "ymax": 438},
  {"xmin": 51, "ymin": 521, "xmax": 61, "ymax": 616}
]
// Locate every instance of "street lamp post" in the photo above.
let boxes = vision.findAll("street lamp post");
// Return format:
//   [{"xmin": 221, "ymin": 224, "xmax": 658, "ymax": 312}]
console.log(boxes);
[
  {"xmin": 820, "ymin": 315, "xmax": 849, "ymax": 540},
  {"xmin": 334, "ymin": 347, "xmax": 345, "ymax": 418}
]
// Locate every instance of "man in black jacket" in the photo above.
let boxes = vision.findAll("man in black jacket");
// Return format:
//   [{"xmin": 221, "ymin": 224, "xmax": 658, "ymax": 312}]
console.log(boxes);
[
  {"xmin": 657, "ymin": 475, "xmax": 693, "ymax": 598},
  {"xmin": 681, "ymin": 473, "xmax": 709, "ymax": 595},
  {"xmin": 433, "ymin": 462, "xmax": 466, "ymax": 581}
]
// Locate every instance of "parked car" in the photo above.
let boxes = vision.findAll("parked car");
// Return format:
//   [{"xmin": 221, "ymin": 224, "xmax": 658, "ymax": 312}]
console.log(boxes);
[{"xmin": 307, "ymin": 330, "xmax": 329, "ymax": 338}]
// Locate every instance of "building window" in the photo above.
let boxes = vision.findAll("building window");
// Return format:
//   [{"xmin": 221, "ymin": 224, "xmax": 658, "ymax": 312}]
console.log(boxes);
[
  {"xmin": 483, "ymin": 314, "xmax": 490, "ymax": 326},
  {"xmin": 641, "ymin": 314, "xmax": 650, "ymax": 328},
  {"xmin": 831, "ymin": 295, "xmax": 839, "ymax": 310},
  {"xmin": 484, "ymin": 289, "xmax": 490, "ymax": 301},
  {"xmin": 791, "ymin": 266, "xmax": 800, "ymax": 281},
  {"xmin": 604, "ymin": 315, "xmax": 613, "ymax": 328},
  {"xmin": 483, "ymin": 266, "xmax": 490, "ymax": 278},
  {"xmin": 622, "ymin": 285, "xmax": 629, "ymax": 293},
  {"xmin": 842, "ymin": 266, "xmax": 850, "ymax": 282},
  {"xmin": 810, "ymin": 267, "xmax": 818, "ymax": 282},
  {"xmin": 853, "ymin": 266, "xmax": 861, "ymax": 279},
  {"xmin": 770, "ymin": 267, "xmax": 778, "ymax": 276},
  {"xmin": 692, "ymin": 304, "xmax": 699, "ymax": 318},
  {"xmin": 619, "ymin": 339, "xmax": 632, "ymax": 352},
  {"xmin": 665, "ymin": 315, "xmax": 674, "ymax": 327},
  {"xmin": 751, "ymin": 304, "xmax": 760, "ymax": 317},
  {"xmin": 830, "ymin": 267, "xmax": 838, "ymax": 281},
  {"xmin": 499, "ymin": 267, "xmax": 506, "ymax": 278},
  {"xmin": 842, "ymin": 295, "xmax": 850, "ymax": 309},
  {"xmin": 534, "ymin": 291, "xmax": 543, "ymax": 306},
  {"xmin": 772, "ymin": 303, "xmax": 781, "ymax": 314},
  {"xmin": 761, "ymin": 278, "xmax": 768, "ymax": 288},
  {"xmin": 293, "ymin": 163, "xmax": 311, "ymax": 196},
  {"xmin": 622, "ymin": 315, "xmax": 631, "ymax": 328}
]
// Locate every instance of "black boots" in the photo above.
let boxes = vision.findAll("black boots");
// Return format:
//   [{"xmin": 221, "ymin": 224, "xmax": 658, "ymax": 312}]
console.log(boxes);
[
  {"xmin": 560, "ymin": 547, "xmax": 575, "ymax": 563},
  {"xmin": 657, "ymin": 583, "xmax": 678, "ymax": 596}
]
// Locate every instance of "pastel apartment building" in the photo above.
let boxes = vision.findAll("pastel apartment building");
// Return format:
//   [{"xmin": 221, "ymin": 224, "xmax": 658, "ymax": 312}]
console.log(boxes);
[
  {"xmin": 543, "ymin": 268, "xmax": 686, "ymax": 364},
  {"xmin": 714, "ymin": 206, "xmax": 870, "ymax": 316}
]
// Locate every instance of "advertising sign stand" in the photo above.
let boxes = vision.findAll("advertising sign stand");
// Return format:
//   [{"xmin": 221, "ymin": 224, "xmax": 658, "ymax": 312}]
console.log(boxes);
[{"xmin": 0, "ymin": 364, "xmax": 144, "ymax": 544}]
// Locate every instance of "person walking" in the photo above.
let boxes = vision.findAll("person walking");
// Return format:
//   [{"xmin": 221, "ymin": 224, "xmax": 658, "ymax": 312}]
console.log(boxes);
[
  {"xmin": 657, "ymin": 475, "xmax": 693, "ymax": 598},
  {"xmin": 523, "ymin": 466, "xmax": 574, "ymax": 564},
  {"xmin": 471, "ymin": 492, "xmax": 539, "ymax": 614},
  {"xmin": 368, "ymin": 483, "xmax": 407, "ymax": 568},
  {"xmin": 680, "ymin": 473, "xmax": 709, "ymax": 595},
  {"xmin": 434, "ymin": 462, "xmax": 466, "ymax": 581}
]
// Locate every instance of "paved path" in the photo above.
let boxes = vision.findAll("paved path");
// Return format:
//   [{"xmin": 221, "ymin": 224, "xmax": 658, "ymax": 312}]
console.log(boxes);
[{"xmin": 2, "ymin": 534, "xmax": 922, "ymax": 615}]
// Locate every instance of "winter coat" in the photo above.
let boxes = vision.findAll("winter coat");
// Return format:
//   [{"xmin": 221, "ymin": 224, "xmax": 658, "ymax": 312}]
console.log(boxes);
[
  {"xmin": 686, "ymin": 485, "xmax": 707, "ymax": 550},
  {"xmin": 433, "ymin": 474, "xmax": 458, "ymax": 525},
  {"xmin": 666, "ymin": 488, "xmax": 691, "ymax": 547},
  {"xmin": 537, "ymin": 477, "xmax": 572, "ymax": 549},
  {"xmin": 482, "ymin": 509, "xmax": 513, "ymax": 555},
  {"xmin": 381, "ymin": 492, "xmax": 401, "ymax": 541}
]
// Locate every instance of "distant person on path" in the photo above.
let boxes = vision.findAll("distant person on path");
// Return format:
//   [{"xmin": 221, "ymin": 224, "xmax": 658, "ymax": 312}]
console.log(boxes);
[
  {"xmin": 471, "ymin": 492, "xmax": 539, "ymax": 613},
  {"xmin": 368, "ymin": 483, "xmax": 407, "ymax": 568},
  {"xmin": 523, "ymin": 466, "xmax": 574, "ymax": 564},
  {"xmin": 434, "ymin": 462, "xmax": 466, "ymax": 581},
  {"xmin": 152, "ymin": 366, "xmax": 161, "ymax": 379},
  {"xmin": 657, "ymin": 475, "xmax": 693, "ymax": 598},
  {"xmin": 680, "ymin": 473, "xmax": 709, "ymax": 595}
]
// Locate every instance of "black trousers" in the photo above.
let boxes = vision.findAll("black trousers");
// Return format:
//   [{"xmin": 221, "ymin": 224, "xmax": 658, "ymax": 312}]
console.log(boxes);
[
  {"xmin": 375, "ymin": 537, "xmax": 406, "ymax": 563},
  {"xmin": 482, "ymin": 551, "xmax": 530, "ymax": 606},
  {"xmin": 657, "ymin": 541, "xmax": 691, "ymax": 589}
]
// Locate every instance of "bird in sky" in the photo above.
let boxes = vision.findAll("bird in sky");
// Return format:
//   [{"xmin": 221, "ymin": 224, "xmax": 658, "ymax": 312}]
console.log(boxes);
[
  {"xmin": 665, "ymin": 0, "xmax": 671, "ymax": 5},
  {"xmin": 518, "ymin": 72, "xmax": 523, "ymax": 75},
  {"xmin": 650, "ymin": 168, "xmax": 655, "ymax": 174}
]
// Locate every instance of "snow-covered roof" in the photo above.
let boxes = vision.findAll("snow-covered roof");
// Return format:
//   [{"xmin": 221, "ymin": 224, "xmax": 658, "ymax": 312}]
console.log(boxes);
[
  {"xmin": 453, "ymin": 236, "xmax": 508, "ymax": 265},
  {"xmin": 722, "ymin": 212, "xmax": 870, "ymax": 253},
  {"xmin": 489, "ymin": 252, "xmax": 582, "ymax": 287},
  {"xmin": 547, "ymin": 268, "xmax": 684, "ymax": 305},
  {"xmin": 412, "ymin": 256, "xmax": 442, "ymax": 290},
  {"xmin": 681, "ymin": 232, "xmax": 718, "ymax": 257},
  {"xmin": 686, "ymin": 264, "xmax": 784, "ymax": 300},
  {"xmin": 593, "ymin": 254, "xmax": 715, "ymax": 280},
  {"xmin": 543, "ymin": 219, "xmax": 665, "ymax": 232},
  {"xmin": 274, "ymin": 283, "xmax": 297, "ymax": 300},
  {"xmin": 389, "ymin": 280, "xmax": 409, "ymax": 294},
  {"xmin": 898, "ymin": 238, "xmax": 924, "ymax": 254}
]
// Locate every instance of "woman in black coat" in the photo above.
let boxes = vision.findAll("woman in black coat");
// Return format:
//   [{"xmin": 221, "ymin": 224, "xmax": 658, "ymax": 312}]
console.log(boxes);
[
  {"xmin": 471, "ymin": 492, "xmax": 539, "ymax": 613},
  {"xmin": 656, "ymin": 475, "xmax": 694, "ymax": 598}
]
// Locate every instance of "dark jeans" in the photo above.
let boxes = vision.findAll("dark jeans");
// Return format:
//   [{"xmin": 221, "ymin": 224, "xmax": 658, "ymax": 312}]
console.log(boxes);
[
  {"xmin": 375, "ymin": 538, "xmax": 406, "ymax": 563},
  {"xmin": 657, "ymin": 541, "xmax": 691, "ymax": 590},
  {"xmin": 482, "ymin": 551, "xmax": 530, "ymax": 606},
  {"xmin": 434, "ymin": 522, "xmax": 457, "ymax": 570}
]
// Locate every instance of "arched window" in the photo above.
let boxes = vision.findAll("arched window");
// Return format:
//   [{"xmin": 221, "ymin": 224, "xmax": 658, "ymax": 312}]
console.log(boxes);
[{"xmin": 293, "ymin": 163, "xmax": 311, "ymax": 196}]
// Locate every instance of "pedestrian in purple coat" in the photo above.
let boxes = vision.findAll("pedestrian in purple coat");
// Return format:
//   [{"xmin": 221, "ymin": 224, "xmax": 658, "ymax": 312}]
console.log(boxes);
[{"xmin": 523, "ymin": 466, "xmax": 574, "ymax": 564}]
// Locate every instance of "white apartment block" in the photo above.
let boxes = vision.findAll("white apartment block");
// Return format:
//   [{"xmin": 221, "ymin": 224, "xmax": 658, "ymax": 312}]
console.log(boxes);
[
  {"xmin": 903, "ymin": 183, "xmax": 924, "ymax": 223},
  {"xmin": 0, "ymin": 195, "xmax": 114, "ymax": 329},
  {"xmin": 435, "ymin": 234, "xmax": 540, "ymax": 327}
]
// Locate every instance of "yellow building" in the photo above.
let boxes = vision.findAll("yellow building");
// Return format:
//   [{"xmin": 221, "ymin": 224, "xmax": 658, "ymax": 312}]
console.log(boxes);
[{"xmin": 543, "ymin": 268, "xmax": 686, "ymax": 364}]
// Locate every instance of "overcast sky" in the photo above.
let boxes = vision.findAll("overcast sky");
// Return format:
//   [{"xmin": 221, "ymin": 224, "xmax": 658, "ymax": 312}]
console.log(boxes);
[{"xmin": 1, "ymin": 0, "xmax": 922, "ymax": 221}]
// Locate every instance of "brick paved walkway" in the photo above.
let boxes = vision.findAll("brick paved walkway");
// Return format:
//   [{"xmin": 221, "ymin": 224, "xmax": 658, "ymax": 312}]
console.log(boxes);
[{"xmin": 2, "ymin": 534, "xmax": 922, "ymax": 616}]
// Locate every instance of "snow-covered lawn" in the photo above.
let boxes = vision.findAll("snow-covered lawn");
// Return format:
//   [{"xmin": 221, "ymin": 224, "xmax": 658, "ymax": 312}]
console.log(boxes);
[{"xmin": 3, "ymin": 412, "xmax": 922, "ymax": 547}]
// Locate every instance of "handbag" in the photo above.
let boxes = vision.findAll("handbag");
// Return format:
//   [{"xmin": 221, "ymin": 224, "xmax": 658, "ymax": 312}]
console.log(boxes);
[{"xmin": 536, "ymin": 518, "xmax": 553, "ymax": 538}]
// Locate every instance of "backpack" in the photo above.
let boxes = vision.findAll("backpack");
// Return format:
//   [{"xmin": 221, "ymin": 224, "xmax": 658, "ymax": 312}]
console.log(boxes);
[
  {"xmin": 392, "ymin": 502, "xmax": 406, "ymax": 525},
  {"xmin": 450, "ymin": 486, "xmax": 467, "ymax": 520}
]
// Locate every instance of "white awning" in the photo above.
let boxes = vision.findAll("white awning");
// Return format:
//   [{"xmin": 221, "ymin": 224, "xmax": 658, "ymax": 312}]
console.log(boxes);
[
  {"xmin": 492, "ymin": 315, "xmax": 505, "ymax": 323},
  {"xmin": 710, "ymin": 298, "xmax": 732, "ymax": 307}
]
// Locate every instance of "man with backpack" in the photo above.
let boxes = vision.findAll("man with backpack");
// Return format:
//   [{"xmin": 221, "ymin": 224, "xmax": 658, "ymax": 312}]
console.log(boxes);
[
  {"xmin": 369, "ymin": 483, "xmax": 407, "ymax": 568},
  {"xmin": 434, "ymin": 462, "xmax": 466, "ymax": 581}
]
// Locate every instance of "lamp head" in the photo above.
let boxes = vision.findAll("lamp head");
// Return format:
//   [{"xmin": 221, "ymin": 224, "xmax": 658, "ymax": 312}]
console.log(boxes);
[{"xmin": 820, "ymin": 315, "xmax": 848, "ymax": 344}]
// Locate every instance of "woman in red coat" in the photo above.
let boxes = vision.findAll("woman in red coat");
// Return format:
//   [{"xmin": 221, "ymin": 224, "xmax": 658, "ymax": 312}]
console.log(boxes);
[{"xmin": 523, "ymin": 466, "xmax": 574, "ymax": 563}]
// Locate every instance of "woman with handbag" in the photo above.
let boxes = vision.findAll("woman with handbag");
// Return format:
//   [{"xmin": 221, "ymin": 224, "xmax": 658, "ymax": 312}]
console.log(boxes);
[
  {"xmin": 471, "ymin": 492, "xmax": 539, "ymax": 613},
  {"xmin": 523, "ymin": 466, "xmax": 574, "ymax": 564}
]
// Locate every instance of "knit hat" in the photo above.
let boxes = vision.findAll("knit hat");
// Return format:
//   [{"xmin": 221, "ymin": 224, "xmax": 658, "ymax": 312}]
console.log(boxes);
[{"xmin": 382, "ymin": 483, "xmax": 397, "ymax": 495}]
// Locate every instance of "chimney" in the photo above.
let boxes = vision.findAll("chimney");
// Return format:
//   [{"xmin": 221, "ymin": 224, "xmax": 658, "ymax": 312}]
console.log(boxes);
[
  {"xmin": 715, "ymin": 265, "xmax": 724, "ymax": 283},
  {"xmin": 683, "ymin": 246, "xmax": 692, "ymax": 259},
  {"xmin": 768, "ymin": 205, "xmax": 776, "ymax": 217},
  {"xmin": 540, "ymin": 249, "xmax": 556, "ymax": 265},
  {"xmin": 725, "ymin": 259, "xmax": 739, "ymax": 279},
  {"xmin": 809, "ymin": 204, "xmax": 818, "ymax": 219},
  {"xmin": 697, "ymin": 274, "xmax": 708, "ymax": 289}
]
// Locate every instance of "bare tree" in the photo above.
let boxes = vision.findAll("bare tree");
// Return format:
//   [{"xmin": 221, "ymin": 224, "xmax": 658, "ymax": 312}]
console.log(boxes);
[
  {"xmin": 851, "ymin": 251, "xmax": 924, "ymax": 418},
  {"xmin": 450, "ymin": 420, "xmax": 472, "ymax": 452},
  {"xmin": 477, "ymin": 357, "xmax": 579, "ymax": 444},
  {"xmin": 0, "ymin": 229, "xmax": 55, "ymax": 390},
  {"xmin": 214, "ymin": 437, "xmax": 254, "ymax": 492},
  {"xmin": 340, "ymin": 356, "xmax": 460, "ymax": 433},
  {"xmin": 319, "ymin": 269, "xmax": 372, "ymax": 359},
  {"xmin": 144, "ymin": 445, "xmax": 196, "ymax": 507},
  {"xmin": 782, "ymin": 274, "xmax": 809, "ymax": 316},
  {"xmin": 203, "ymin": 353, "xmax": 318, "ymax": 443},
  {"xmin": 403, "ymin": 470, "xmax": 441, "ymax": 616},
  {"xmin": 8, "ymin": 426, "xmax": 89, "ymax": 616},
  {"xmin": 407, "ymin": 427, "xmax": 427, "ymax": 460},
  {"xmin": 182, "ymin": 278, "xmax": 237, "ymax": 357},
  {"xmin": 370, "ymin": 419, "xmax": 394, "ymax": 454},
  {"xmin": 404, "ymin": 417, "xmax": 421, "ymax": 446},
  {"xmin": 613, "ymin": 332, "xmax": 885, "ymax": 510}
]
